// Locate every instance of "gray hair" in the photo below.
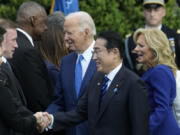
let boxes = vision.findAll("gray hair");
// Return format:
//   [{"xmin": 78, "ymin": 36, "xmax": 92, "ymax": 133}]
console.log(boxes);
[
  {"xmin": 16, "ymin": 1, "xmax": 46, "ymax": 22},
  {"xmin": 66, "ymin": 11, "xmax": 96, "ymax": 36},
  {"xmin": 47, "ymin": 11, "xmax": 65, "ymax": 31}
]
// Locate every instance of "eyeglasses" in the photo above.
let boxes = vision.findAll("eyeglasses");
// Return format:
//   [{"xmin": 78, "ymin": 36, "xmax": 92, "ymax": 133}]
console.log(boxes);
[
  {"xmin": 92, "ymin": 48, "xmax": 111, "ymax": 57},
  {"xmin": 92, "ymin": 49, "xmax": 104, "ymax": 57}
]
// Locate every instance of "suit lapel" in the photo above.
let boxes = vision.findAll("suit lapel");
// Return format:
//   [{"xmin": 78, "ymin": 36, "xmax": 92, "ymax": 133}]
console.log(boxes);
[
  {"xmin": 3, "ymin": 62, "xmax": 27, "ymax": 105},
  {"xmin": 93, "ymin": 74, "xmax": 104, "ymax": 117},
  {"xmin": 71, "ymin": 53, "xmax": 78, "ymax": 101},
  {"xmin": 78, "ymin": 59, "xmax": 97, "ymax": 99},
  {"xmin": 161, "ymin": 25, "xmax": 167, "ymax": 34},
  {"xmin": 97, "ymin": 65, "xmax": 125, "ymax": 120},
  {"xmin": 17, "ymin": 30, "xmax": 33, "ymax": 48}
]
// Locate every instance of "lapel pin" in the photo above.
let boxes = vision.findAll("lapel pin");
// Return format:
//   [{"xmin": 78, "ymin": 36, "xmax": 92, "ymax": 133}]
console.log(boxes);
[
  {"xmin": 113, "ymin": 84, "xmax": 119, "ymax": 93},
  {"xmin": 113, "ymin": 88, "xmax": 118, "ymax": 93}
]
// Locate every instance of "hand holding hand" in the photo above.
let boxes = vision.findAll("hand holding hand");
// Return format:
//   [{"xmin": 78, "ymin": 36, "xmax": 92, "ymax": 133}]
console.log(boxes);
[
  {"xmin": 42, "ymin": 112, "xmax": 52, "ymax": 127},
  {"xmin": 34, "ymin": 112, "xmax": 52, "ymax": 133}
]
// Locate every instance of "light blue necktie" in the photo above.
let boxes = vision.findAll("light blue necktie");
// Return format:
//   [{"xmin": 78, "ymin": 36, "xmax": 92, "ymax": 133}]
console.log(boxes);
[{"xmin": 75, "ymin": 55, "xmax": 83, "ymax": 97}]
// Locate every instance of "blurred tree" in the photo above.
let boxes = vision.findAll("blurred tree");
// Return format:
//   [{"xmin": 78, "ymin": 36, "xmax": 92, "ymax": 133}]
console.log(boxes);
[
  {"xmin": 79, "ymin": 0, "xmax": 179, "ymax": 39},
  {"xmin": 0, "ymin": 0, "xmax": 179, "ymax": 40},
  {"xmin": 164, "ymin": 0, "xmax": 179, "ymax": 29},
  {"xmin": 0, "ymin": 0, "xmax": 51, "ymax": 20}
]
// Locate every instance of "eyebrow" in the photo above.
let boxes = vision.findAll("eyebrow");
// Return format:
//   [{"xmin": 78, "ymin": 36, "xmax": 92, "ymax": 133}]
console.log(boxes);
[{"xmin": 136, "ymin": 43, "xmax": 144, "ymax": 46}]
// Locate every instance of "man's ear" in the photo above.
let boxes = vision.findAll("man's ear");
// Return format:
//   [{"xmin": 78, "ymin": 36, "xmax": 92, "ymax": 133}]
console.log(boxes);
[
  {"xmin": 143, "ymin": 10, "xmax": 146, "ymax": 18},
  {"xmin": 111, "ymin": 48, "xmax": 120, "ymax": 57},
  {"xmin": 28, "ymin": 16, "xmax": 36, "ymax": 27},
  {"xmin": 162, "ymin": 8, "xmax": 166, "ymax": 17},
  {"xmin": 112, "ymin": 48, "xmax": 119, "ymax": 54},
  {"xmin": 84, "ymin": 28, "xmax": 91, "ymax": 37}
]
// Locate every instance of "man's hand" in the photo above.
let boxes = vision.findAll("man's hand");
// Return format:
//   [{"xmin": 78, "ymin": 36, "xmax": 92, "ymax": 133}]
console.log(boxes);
[{"xmin": 34, "ymin": 112, "xmax": 52, "ymax": 133}]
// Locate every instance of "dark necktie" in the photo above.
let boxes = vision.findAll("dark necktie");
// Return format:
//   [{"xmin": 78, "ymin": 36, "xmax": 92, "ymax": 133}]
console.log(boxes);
[
  {"xmin": 100, "ymin": 76, "xmax": 109, "ymax": 106},
  {"xmin": 6, "ymin": 61, "xmax": 13, "ymax": 72},
  {"xmin": 75, "ymin": 55, "xmax": 83, "ymax": 97}
]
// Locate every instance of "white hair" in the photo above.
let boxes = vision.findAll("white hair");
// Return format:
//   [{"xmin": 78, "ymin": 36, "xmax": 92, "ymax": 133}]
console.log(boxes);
[{"xmin": 66, "ymin": 11, "xmax": 96, "ymax": 35}]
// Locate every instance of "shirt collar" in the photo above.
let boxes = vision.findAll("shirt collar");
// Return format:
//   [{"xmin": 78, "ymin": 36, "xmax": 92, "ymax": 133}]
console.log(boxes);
[
  {"xmin": 16, "ymin": 28, "xmax": 34, "ymax": 47},
  {"xmin": 77, "ymin": 40, "xmax": 95, "ymax": 61},
  {"xmin": 2, "ymin": 56, "xmax": 7, "ymax": 63},
  {"xmin": 106, "ymin": 62, "xmax": 122, "ymax": 82},
  {"xmin": 145, "ymin": 24, "xmax": 162, "ymax": 30}
]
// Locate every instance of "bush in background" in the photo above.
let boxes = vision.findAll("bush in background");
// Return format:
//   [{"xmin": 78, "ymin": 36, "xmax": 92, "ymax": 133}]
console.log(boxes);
[{"xmin": 0, "ymin": 0, "xmax": 179, "ymax": 39}]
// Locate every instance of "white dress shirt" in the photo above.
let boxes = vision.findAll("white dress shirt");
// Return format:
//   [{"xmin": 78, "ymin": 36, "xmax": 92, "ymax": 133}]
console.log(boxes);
[
  {"xmin": 2, "ymin": 56, "xmax": 7, "ymax": 63},
  {"xmin": 16, "ymin": 28, "xmax": 34, "ymax": 47},
  {"xmin": 76, "ymin": 40, "xmax": 95, "ymax": 79},
  {"xmin": 173, "ymin": 70, "xmax": 180, "ymax": 127},
  {"xmin": 105, "ymin": 62, "xmax": 122, "ymax": 90},
  {"xmin": 145, "ymin": 24, "xmax": 162, "ymax": 30}
]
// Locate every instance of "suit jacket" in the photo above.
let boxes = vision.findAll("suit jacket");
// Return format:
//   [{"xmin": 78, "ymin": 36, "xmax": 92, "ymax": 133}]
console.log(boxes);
[
  {"xmin": 0, "ymin": 62, "xmax": 37, "ymax": 135},
  {"xmin": 52, "ymin": 64, "xmax": 150, "ymax": 135},
  {"xmin": 9, "ymin": 30, "xmax": 53, "ymax": 112},
  {"xmin": 124, "ymin": 25, "xmax": 180, "ymax": 75},
  {"xmin": 44, "ymin": 60, "xmax": 59, "ymax": 89},
  {"xmin": 46, "ymin": 52, "xmax": 97, "ymax": 135}
]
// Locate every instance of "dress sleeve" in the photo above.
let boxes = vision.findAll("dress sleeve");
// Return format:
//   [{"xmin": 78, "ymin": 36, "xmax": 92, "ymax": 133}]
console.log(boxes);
[
  {"xmin": 46, "ymin": 59, "xmax": 65, "ymax": 113},
  {"xmin": 149, "ymin": 67, "xmax": 174, "ymax": 134}
]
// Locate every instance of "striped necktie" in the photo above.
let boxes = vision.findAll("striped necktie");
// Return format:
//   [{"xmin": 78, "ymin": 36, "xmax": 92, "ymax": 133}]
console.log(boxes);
[{"xmin": 100, "ymin": 76, "xmax": 109, "ymax": 106}]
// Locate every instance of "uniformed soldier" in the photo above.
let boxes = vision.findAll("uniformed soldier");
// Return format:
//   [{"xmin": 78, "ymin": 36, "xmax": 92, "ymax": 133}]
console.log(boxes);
[{"xmin": 124, "ymin": 0, "xmax": 180, "ymax": 75}]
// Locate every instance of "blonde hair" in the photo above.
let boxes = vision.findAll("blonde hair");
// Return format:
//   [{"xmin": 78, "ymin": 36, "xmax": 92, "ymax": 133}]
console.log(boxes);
[{"xmin": 133, "ymin": 28, "xmax": 177, "ymax": 76}]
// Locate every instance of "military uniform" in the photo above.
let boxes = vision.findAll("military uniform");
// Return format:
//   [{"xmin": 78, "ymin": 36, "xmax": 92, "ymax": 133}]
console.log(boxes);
[{"xmin": 124, "ymin": 25, "xmax": 180, "ymax": 75}]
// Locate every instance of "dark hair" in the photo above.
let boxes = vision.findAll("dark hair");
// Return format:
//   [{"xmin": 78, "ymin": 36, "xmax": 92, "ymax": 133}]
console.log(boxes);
[
  {"xmin": 0, "ymin": 26, "xmax": 6, "ymax": 46},
  {"xmin": 16, "ymin": 1, "xmax": 46, "ymax": 23},
  {"xmin": 0, "ymin": 19, "xmax": 17, "ymax": 29},
  {"xmin": 97, "ymin": 30, "xmax": 124, "ymax": 58},
  {"xmin": 36, "ymin": 12, "xmax": 68, "ymax": 68}
]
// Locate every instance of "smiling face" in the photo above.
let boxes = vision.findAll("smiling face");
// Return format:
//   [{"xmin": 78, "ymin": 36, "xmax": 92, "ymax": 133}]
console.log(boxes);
[
  {"xmin": 134, "ymin": 34, "xmax": 154, "ymax": 67},
  {"xmin": 64, "ymin": 17, "xmax": 87, "ymax": 53},
  {"xmin": 2, "ymin": 29, "xmax": 18, "ymax": 59},
  {"xmin": 93, "ymin": 38, "xmax": 118, "ymax": 74}
]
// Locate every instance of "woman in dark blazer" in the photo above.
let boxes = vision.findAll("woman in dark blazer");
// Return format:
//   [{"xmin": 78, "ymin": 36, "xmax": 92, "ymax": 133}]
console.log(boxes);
[
  {"xmin": 133, "ymin": 28, "xmax": 180, "ymax": 135},
  {"xmin": 35, "ymin": 11, "xmax": 68, "ymax": 135},
  {"xmin": 35, "ymin": 11, "xmax": 68, "ymax": 89}
]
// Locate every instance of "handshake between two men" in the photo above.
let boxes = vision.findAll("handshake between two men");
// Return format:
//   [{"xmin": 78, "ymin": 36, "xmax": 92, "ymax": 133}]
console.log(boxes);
[{"xmin": 33, "ymin": 112, "xmax": 53, "ymax": 133}]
